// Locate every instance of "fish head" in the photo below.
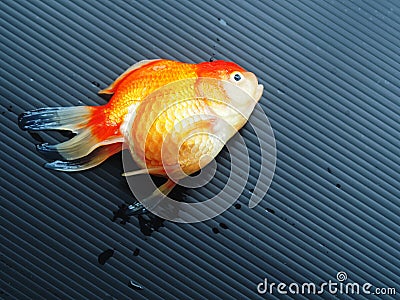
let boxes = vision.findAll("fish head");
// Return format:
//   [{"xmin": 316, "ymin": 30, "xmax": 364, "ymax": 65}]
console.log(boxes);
[{"xmin": 196, "ymin": 60, "xmax": 264, "ymax": 132}]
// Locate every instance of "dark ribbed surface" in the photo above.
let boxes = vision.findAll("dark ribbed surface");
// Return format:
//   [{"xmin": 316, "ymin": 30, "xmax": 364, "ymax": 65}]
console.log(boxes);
[{"xmin": 1, "ymin": 1, "xmax": 399, "ymax": 299}]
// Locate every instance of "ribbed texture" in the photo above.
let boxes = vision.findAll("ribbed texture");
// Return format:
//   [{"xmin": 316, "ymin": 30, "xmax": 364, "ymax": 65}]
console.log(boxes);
[{"xmin": 1, "ymin": 0, "xmax": 399, "ymax": 299}]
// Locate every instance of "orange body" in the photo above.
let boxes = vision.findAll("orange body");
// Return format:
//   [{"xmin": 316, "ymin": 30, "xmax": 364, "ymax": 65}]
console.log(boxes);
[{"xmin": 89, "ymin": 60, "xmax": 245, "ymax": 142}]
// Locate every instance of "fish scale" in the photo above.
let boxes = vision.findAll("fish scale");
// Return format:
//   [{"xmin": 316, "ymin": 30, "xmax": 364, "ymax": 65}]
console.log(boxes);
[
  {"xmin": 104, "ymin": 60, "xmax": 197, "ymax": 127},
  {"xmin": 131, "ymin": 80, "xmax": 207, "ymax": 171}
]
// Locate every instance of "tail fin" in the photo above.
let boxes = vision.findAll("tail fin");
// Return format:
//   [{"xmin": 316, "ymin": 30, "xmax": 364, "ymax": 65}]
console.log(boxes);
[
  {"xmin": 18, "ymin": 107, "xmax": 92, "ymax": 132},
  {"xmin": 18, "ymin": 106, "xmax": 123, "ymax": 171}
]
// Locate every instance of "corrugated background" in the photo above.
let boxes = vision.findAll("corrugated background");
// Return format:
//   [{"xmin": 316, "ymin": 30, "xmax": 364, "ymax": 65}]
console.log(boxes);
[{"xmin": 1, "ymin": 0, "xmax": 399, "ymax": 299}]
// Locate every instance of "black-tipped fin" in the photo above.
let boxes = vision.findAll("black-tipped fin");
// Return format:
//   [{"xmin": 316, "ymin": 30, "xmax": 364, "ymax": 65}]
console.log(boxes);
[
  {"xmin": 44, "ymin": 143, "xmax": 123, "ymax": 172},
  {"xmin": 18, "ymin": 106, "xmax": 92, "ymax": 132}
]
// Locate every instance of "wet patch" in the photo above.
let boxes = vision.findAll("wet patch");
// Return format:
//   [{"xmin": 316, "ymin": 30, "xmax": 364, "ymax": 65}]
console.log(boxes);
[
  {"xmin": 234, "ymin": 203, "xmax": 241, "ymax": 209},
  {"xmin": 91, "ymin": 80, "xmax": 100, "ymax": 87},
  {"xmin": 219, "ymin": 223, "xmax": 228, "ymax": 230},
  {"xmin": 98, "ymin": 249, "xmax": 114, "ymax": 265},
  {"xmin": 138, "ymin": 214, "xmax": 165, "ymax": 236},
  {"xmin": 133, "ymin": 248, "xmax": 140, "ymax": 257},
  {"xmin": 266, "ymin": 208, "xmax": 276, "ymax": 214}
]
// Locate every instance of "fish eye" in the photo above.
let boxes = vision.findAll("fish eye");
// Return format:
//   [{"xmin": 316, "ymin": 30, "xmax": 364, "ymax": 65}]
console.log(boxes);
[{"xmin": 231, "ymin": 72, "xmax": 244, "ymax": 82}]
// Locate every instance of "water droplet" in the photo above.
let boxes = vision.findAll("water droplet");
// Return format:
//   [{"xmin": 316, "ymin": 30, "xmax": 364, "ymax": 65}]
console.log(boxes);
[
  {"xmin": 277, "ymin": 89, "xmax": 285, "ymax": 95},
  {"xmin": 129, "ymin": 280, "xmax": 144, "ymax": 290},
  {"xmin": 133, "ymin": 248, "xmax": 140, "ymax": 256},
  {"xmin": 266, "ymin": 208, "xmax": 275, "ymax": 214},
  {"xmin": 234, "ymin": 203, "xmax": 241, "ymax": 209},
  {"xmin": 212, "ymin": 227, "xmax": 220, "ymax": 234},
  {"xmin": 91, "ymin": 81, "xmax": 100, "ymax": 87},
  {"xmin": 98, "ymin": 249, "xmax": 114, "ymax": 265},
  {"xmin": 218, "ymin": 18, "xmax": 227, "ymax": 26},
  {"xmin": 219, "ymin": 223, "xmax": 228, "ymax": 229},
  {"xmin": 209, "ymin": 53, "xmax": 216, "ymax": 62}
]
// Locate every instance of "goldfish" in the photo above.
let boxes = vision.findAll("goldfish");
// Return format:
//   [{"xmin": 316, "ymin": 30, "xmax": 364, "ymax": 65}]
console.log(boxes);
[{"xmin": 19, "ymin": 59, "xmax": 263, "ymax": 199}]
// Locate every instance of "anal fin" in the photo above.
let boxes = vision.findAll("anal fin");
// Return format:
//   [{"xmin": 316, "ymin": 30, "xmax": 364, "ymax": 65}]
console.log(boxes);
[
  {"xmin": 45, "ymin": 143, "xmax": 123, "ymax": 171},
  {"xmin": 36, "ymin": 129, "xmax": 124, "ymax": 161}
]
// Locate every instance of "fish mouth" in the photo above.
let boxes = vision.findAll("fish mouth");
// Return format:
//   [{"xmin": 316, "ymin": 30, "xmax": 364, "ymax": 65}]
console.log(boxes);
[
  {"xmin": 243, "ymin": 72, "xmax": 264, "ymax": 102},
  {"xmin": 254, "ymin": 84, "xmax": 264, "ymax": 102}
]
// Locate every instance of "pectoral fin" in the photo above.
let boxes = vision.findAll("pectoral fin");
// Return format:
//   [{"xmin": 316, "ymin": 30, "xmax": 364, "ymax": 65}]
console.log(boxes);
[{"xmin": 178, "ymin": 116, "xmax": 217, "ymax": 137}]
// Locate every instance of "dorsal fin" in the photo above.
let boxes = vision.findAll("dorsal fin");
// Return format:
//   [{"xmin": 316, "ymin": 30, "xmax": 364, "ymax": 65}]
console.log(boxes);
[{"xmin": 98, "ymin": 59, "xmax": 162, "ymax": 94}]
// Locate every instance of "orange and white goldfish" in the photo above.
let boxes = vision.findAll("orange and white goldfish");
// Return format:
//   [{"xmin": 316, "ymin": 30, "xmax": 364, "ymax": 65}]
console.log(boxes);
[{"xmin": 19, "ymin": 59, "xmax": 263, "ymax": 197}]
